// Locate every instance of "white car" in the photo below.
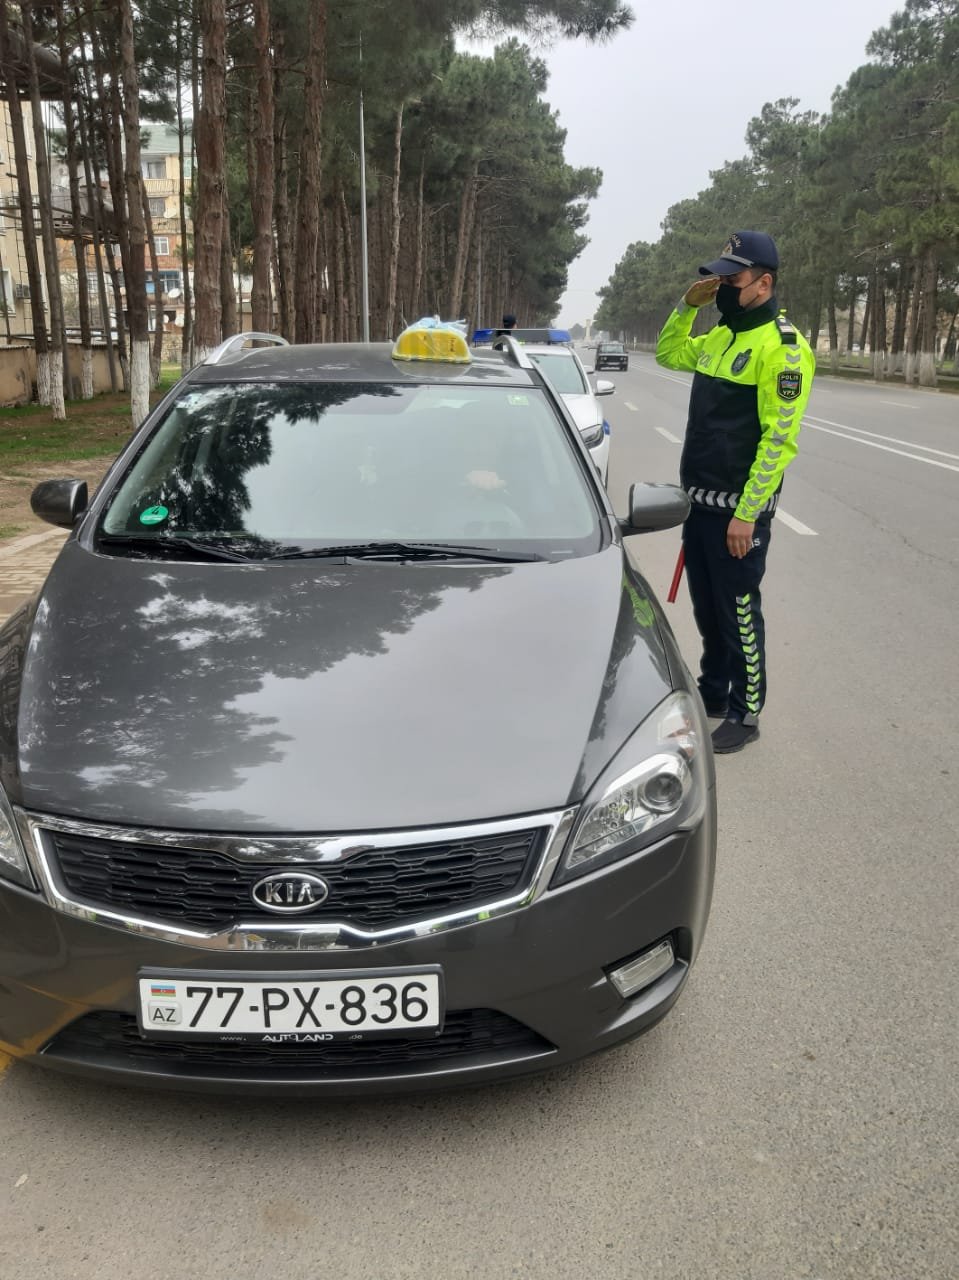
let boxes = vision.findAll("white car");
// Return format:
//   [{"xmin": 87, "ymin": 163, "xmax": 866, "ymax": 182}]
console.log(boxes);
[{"xmin": 523, "ymin": 344, "xmax": 613, "ymax": 484}]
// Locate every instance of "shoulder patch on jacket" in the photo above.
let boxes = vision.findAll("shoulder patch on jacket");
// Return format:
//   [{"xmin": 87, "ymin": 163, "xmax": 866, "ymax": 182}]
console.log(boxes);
[
  {"xmin": 777, "ymin": 370, "xmax": 802, "ymax": 400},
  {"xmin": 775, "ymin": 314, "xmax": 797, "ymax": 345}
]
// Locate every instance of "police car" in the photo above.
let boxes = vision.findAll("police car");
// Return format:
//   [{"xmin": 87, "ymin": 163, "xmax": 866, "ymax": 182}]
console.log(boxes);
[
  {"xmin": 1, "ymin": 320, "xmax": 716, "ymax": 1095},
  {"xmin": 521, "ymin": 343, "xmax": 612, "ymax": 484}
]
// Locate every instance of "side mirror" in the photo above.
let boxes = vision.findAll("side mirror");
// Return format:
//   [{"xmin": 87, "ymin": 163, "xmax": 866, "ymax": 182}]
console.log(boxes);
[
  {"xmin": 30, "ymin": 479, "xmax": 89, "ymax": 529},
  {"xmin": 594, "ymin": 379, "xmax": 615, "ymax": 396},
  {"xmin": 620, "ymin": 483, "xmax": 690, "ymax": 535}
]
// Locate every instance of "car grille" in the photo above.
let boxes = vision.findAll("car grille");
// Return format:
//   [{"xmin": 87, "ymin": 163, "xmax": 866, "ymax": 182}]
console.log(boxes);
[
  {"xmin": 43, "ymin": 1010, "xmax": 555, "ymax": 1079},
  {"xmin": 48, "ymin": 827, "xmax": 546, "ymax": 932}
]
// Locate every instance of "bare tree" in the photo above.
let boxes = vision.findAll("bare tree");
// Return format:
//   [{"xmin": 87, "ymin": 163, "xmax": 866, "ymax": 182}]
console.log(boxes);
[
  {"xmin": 115, "ymin": 0, "xmax": 150, "ymax": 424},
  {"xmin": 193, "ymin": 0, "xmax": 226, "ymax": 362},
  {"xmin": 19, "ymin": 0, "xmax": 66, "ymax": 416},
  {"xmin": 250, "ymin": 0, "xmax": 274, "ymax": 332},
  {"xmin": 55, "ymin": 0, "xmax": 93, "ymax": 398},
  {"xmin": 293, "ymin": 0, "xmax": 326, "ymax": 342},
  {"xmin": 0, "ymin": 5, "xmax": 51, "ymax": 405}
]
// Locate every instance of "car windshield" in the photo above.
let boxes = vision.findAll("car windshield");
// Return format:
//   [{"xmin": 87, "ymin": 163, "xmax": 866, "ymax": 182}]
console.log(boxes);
[
  {"xmin": 526, "ymin": 352, "xmax": 589, "ymax": 396},
  {"xmin": 600, "ymin": 343, "xmax": 624, "ymax": 353},
  {"xmin": 99, "ymin": 381, "xmax": 602, "ymax": 558}
]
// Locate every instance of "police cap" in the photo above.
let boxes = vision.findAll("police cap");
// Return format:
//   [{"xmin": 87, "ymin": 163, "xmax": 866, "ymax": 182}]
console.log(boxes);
[{"xmin": 699, "ymin": 231, "xmax": 779, "ymax": 277}]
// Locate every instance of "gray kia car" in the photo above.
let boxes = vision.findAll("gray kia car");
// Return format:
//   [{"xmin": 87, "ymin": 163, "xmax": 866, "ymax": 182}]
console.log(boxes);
[{"xmin": 0, "ymin": 327, "xmax": 716, "ymax": 1095}]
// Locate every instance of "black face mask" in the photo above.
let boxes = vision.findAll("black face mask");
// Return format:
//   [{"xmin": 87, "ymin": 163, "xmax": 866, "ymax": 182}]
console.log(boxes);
[{"xmin": 716, "ymin": 282, "xmax": 745, "ymax": 317}]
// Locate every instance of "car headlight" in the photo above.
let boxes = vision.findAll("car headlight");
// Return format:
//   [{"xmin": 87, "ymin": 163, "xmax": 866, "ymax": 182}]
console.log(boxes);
[
  {"xmin": 579, "ymin": 422, "xmax": 605, "ymax": 448},
  {"xmin": 553, "ymin": 691, "xmax": 707, "ymax": 885},
  {"xmin": 0, "ymin": 785, "xmax": 35, "ymax": 889}
]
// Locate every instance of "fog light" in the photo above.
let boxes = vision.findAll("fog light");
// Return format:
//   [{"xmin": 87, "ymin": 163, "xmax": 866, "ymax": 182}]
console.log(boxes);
[{"xmin": 608, "ymin": 939, "xmax": 674, "ymax": 999}]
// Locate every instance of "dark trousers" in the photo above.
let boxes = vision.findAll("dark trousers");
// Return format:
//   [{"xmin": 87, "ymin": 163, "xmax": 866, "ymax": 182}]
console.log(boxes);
[{"xmin": 682, "ymin": 507, "xmax": 772, "ymax": 723}]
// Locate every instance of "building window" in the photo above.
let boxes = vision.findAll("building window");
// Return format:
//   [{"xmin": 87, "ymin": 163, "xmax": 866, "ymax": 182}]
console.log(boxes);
[
  {"xmin": 148, "ymin": 198, "xmax": 165, "ymax": 216},
  {"xmin": 145, "ymin": 160, "xmax": 165, "ymax": 179},
  {"xmin": 146, "ymin": 269, "xmax": 182, "ymax": 296},
  {"xmin": 154, "ymin": 236, "xmax": 170, "ymax": 257},
  {"xmin": 0, "ymin": 269, "xmax": 13, "ymax": 314}
]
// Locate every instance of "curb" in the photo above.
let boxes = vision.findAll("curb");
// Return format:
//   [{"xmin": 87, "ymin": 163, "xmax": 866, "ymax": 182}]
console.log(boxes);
[{"xmin": 0, "ymin": 529, "xmax": 66, "ymax": 562}]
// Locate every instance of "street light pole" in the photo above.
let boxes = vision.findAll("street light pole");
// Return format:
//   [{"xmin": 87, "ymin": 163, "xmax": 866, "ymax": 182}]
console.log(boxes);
[{"xmin": 358, "ymin": 34, "xmax": 370, "ymax": 342}]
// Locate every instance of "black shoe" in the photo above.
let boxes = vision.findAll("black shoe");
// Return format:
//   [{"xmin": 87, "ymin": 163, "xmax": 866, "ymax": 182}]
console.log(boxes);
[
  {"xmin": 711, "ymin": 718, "xmax": 760, "ymax": 754},
  {"xmin": 702, "ymin": 699, "xmax": 729, "ymax": 719}
]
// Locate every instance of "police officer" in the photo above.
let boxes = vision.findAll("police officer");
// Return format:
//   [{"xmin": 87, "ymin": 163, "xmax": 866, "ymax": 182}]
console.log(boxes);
[{"xmin": 656, "ymin": 231, "xmax": 815, "ymax": 753}]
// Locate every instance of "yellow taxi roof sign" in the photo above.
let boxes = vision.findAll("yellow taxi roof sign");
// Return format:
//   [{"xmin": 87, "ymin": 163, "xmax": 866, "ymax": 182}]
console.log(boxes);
[{"xmin": 392, "ymin": 319, "xmax": 471, "ymax": 365}]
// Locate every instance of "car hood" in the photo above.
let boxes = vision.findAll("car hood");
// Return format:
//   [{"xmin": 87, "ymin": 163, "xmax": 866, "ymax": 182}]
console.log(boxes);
[
  {"xmin": 9, "ymin": 541, "xmax": 673, "ymax": 832},
  {"xmin": 561, "ymin": 393, "xmax": 604, "ymax": 434}
]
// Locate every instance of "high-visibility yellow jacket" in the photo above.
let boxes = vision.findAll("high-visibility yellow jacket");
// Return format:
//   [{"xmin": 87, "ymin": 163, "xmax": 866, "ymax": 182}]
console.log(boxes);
[{"xmin": 656, "ymin": 298, "xmax": 815, "ymax": 522}]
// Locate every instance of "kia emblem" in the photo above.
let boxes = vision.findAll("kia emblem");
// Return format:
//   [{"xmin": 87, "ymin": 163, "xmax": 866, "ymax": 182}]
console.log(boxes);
[{"xmin": 251, "ymin": 872, "xmax": 330, "ymax": 915}]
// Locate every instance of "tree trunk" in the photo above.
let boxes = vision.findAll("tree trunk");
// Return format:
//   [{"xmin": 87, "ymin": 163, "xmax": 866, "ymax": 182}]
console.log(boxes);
[
  {"xmin": 448, "ymin": 162, "xmax": 478, "ymax": 319},
  {"xmin": 826, "ymin": 278, "xmax": 839, "ymax": 373},
  {"xmin": 904, "ymin": 255, "xmax": 923, "ymax": 385},
  {"xmin": 890, "ymin": 265, "xmax": 910, "ymax": 375},
  {"xmin": 918, "ymin": 248, "xmax": 938, "ymax": 388},
  {"xmin": 384, "ymin": 103, "xmax": 405, "ymax": 339},
  {"xmin": 411, "ymin": 158, "xmax": 425, "ymax": 320},
  {"xmin": 116, "ymin": 0, "xmax": 151, "ymax": 425},
  {"xmin": 293, "ymin": 0, "xmax": 327, "ymax": 342},
  {"xmin": 142, "ymin": 188, "xmax": 164, "ymax": 384},
  {"xmin": 56, "ymin": 3, "xmax": 93, "ymax": 398},
  {"xmin": 220, "ymin": 196, "xmax": 237, "ymax": 335},
  {"xmin": 20, "ymin": 1, "xmax": 66, "ymax": 416},
  {"xmin": 250, "ymin": 0, "xmax": 275, "ymax": 332},
  {"xmin": 176, "ymin": 14, "xmax": 193, "ymax": 369},
  {"xmin": 858, "ymin": 276, "xmax": 872, "ymax": 354},
  {"xmin": 273, "ymin": 114, "xmax": 294, "ymax": 341},
  {"xmin": 0, "ymin": 5, "xmax": 50, "ymax": 403},
  {"xmin": 807, "ymin": 281, "xmax": 822, "ymax": 356},
  {"xmin": 845, "ymin": 278, "xmax": 858, "ymax": 353},
  {"xmin": 332, "ymin": 186, "xmax": 346, "ymax": 342},
  {"xmin": 80, "ymin": 5, "xmax": 130, "ymax": 388},
  {"xmin": 871, "ymin": 266, "xmax": 886, "ymax": 382},
  {"xmin": 194, "ymin": 0, "xmax": 227, "ymax": 361},
  {"xmin": 341, "ymin": 186, "xmax": 357, "ymax": 341},
  {"xmin": 74, "ymin": 99, "xmax": 117, "ymax": 390}
]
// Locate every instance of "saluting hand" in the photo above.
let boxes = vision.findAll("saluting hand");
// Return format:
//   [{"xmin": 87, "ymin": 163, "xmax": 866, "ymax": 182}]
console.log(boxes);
[{"xmin": 683, "ymin": 277, "xmax": 720, "ymax": 308}]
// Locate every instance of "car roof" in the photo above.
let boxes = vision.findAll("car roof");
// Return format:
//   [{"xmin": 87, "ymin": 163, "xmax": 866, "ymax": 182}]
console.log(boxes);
[{"xmin": 185, "ymin": 341, "xmax": 540, "ymax": 388}]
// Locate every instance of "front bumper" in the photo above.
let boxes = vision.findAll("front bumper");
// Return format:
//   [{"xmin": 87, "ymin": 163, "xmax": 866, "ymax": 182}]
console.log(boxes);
[{"xmin": 0, "ymin": 799, "xmax": 715, "ymax": 1095}]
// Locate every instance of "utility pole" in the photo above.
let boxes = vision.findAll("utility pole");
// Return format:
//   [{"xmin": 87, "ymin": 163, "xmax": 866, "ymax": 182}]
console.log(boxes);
[{"xmin": 358, "ymin": 33, "xmax": 370, "ymax": 342}]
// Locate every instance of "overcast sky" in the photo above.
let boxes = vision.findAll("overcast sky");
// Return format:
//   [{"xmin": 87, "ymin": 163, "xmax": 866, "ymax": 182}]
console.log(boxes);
[{"xmin": 474, "ymin": 0, "xmax": 900, "ymax": 326}]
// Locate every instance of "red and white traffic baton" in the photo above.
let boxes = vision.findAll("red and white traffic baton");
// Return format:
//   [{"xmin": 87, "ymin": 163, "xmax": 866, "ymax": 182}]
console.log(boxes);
[{"xmin": 666, "ymin": 547, "xmax": 685, "ymax": 603}]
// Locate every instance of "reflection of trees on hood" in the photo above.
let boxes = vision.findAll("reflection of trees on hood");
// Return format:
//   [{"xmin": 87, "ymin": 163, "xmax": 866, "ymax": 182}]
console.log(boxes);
[
  {"xmin": 121, "ymin": 382, "xmax": 400, "ymax": 537},
  {"xmin": 18, "ymin": 551, "xmax": 492, "ymax": 827}
]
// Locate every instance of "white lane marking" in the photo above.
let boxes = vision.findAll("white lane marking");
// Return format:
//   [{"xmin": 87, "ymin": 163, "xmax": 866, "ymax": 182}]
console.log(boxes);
[
  {"xmin": 776, "ymin": 509, "xmax": 818, "ymax": 536},
  {"xmin": 805, "ymin": 415, "xmax": 959, "ymax": 460},
  {"xmin": 640, "ymin": 367, "xmax": 691, "ymax": 387},
  {"xmin": 656, "ymin": 427, "xmax": 682, "ymax": 444},
  {"xmin": 879, "ymin": 399, "xmax": 918, "ymax": 409},
  {"xmin": 804, "ymin": 422, "xmax": 959, "ymax": 474},
  {"xmin": 624, "ymin": 401, "xmax": 639, "ymax": 411}
]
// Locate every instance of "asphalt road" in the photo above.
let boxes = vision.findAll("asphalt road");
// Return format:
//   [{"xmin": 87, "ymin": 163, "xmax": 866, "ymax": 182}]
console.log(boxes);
[{"xmin": 1, "ymin": 357, "xmax": 957, "ymax": 1279}]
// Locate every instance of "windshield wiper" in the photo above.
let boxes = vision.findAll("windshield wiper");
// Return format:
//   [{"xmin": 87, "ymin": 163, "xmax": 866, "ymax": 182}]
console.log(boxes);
[
  {"xmin": 267, "ymin": 541, "xmax": 547, "ymax": 564},
  {"xmin": 98, "ymin": 534, "xmax": 257, "ymax": 563}
]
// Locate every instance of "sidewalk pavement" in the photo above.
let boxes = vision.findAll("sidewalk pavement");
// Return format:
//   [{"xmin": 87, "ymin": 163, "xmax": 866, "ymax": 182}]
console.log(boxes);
[{"xmin": 0, "ymin": 530, "xmax": 67, "ymax": 623}]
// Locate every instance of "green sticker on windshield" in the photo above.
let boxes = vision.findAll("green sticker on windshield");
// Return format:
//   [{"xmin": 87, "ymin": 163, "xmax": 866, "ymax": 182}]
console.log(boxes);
[
  {"xmin": 508, "ymin": 394, "xmax": 529, "ymax": 406},
  {"xmin": 139, "ymin": 504, "xmax": 169, "ymax": 526}
]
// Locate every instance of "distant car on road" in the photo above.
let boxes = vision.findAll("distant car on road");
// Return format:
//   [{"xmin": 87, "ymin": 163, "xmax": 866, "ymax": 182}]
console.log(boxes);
[{"xmin": 595, "ymin": 341, "xmax": 629, "ymax": 372}]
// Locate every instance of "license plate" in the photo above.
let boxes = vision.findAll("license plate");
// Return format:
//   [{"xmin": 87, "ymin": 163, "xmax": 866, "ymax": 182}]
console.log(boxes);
[{"xmin": 137, "ymin": 967, "xmax": 443, "ymax": 1042}]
